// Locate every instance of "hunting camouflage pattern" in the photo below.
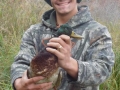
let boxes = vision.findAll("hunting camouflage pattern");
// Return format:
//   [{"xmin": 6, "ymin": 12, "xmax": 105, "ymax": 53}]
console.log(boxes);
[{"xmin": 11, "ymin": 5, "xmax": 115, "ymax": 90}]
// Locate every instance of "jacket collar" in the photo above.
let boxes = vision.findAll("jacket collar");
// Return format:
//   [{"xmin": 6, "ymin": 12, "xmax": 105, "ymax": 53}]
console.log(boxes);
[{"xmin": 42, "ymin": 5, "xmax": 93, "ymax": 30}]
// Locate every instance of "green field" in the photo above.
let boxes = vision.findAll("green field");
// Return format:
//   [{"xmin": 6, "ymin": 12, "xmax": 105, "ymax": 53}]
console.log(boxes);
[{"xmin": 0, "ymin": 0, "xmax": 120, "ymax": 90}]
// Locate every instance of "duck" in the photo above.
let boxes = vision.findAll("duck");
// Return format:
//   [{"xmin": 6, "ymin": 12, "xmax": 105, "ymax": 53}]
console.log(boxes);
[{"xmin": 27, "ymin": 24, "xmax": 83, "ymax": 90}]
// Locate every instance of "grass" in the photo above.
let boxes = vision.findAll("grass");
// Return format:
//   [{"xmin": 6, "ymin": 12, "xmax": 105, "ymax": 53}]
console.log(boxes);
[{"xmin": 0, "ymin": 0, "xmax": 120, "ymax": 90}]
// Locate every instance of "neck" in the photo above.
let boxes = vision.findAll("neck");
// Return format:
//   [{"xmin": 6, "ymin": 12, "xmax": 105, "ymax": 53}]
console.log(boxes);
[{"xmin": 56, "ymin": 8, "xmax": 78, "ymax": 26}]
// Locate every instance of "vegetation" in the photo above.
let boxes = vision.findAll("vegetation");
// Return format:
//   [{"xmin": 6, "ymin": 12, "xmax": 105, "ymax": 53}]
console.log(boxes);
[{"xmin": 0, "ymin": 0, "xmax": 119, "ymax": 90}]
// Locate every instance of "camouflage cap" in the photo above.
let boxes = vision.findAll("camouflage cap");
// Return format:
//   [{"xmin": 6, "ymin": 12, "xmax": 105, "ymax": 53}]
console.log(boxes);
[{"xmin": 45, "ymin": 0, "xmax": 82, "ymax": 6}]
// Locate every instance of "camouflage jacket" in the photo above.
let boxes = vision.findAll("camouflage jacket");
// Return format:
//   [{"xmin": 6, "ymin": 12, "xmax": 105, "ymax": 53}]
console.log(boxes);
[{"xmin": 11, "ymin": 5, "xmax": 115, "ymax": 90}]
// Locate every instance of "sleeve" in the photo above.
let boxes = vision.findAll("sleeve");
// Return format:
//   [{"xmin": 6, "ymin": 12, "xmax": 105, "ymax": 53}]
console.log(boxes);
[
  {"xmin": 67, "ymin": 26, "xmax": 115, "ymax": 86},
  {"xmin": 10, "ymin": 28, "xmax": 36, "ymax": 86}
]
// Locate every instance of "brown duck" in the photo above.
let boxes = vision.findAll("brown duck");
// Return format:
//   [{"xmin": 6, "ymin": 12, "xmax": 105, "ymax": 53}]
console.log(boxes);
[{"xmin": 27, "ymin": 24, "xmax": 83, "ymax": 90}]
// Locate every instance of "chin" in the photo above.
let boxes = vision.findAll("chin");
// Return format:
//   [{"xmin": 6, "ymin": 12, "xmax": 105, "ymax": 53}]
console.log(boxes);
[
  {"xmin": 59, "ymin": 10, "xmax": 73, "ymax": 16},
  {"xmin": 56, "ymin": 7, "xmax": 71, "ymax": 14}
]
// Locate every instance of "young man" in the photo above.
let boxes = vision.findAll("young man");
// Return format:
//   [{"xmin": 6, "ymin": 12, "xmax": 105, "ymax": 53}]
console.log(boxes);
[{"xmin": 11, "ymin": 0, "xmax": 115, "ymax": 90}]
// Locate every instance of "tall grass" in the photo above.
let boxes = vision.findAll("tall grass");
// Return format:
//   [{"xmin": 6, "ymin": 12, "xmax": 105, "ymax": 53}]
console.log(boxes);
[
  {"xmin": 0, "ymin": 0, "xmax": 120, "ymax": 90},
  {"xmin": 0, "ymin": 0, "xmax": 50, "ymax": 89}
]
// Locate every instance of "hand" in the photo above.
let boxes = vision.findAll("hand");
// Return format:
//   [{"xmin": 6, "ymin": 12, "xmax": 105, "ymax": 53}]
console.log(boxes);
[
  {"xmin": 46, "ymin": 35, "xmax": 78, "ymax": 79},
  {"xmin": 14, "ymin": 71, "xmax": 52, "ymax": 90},
  {"xmin": 46, "ymin": 35, "xmax": 72, "ymax": 69}
]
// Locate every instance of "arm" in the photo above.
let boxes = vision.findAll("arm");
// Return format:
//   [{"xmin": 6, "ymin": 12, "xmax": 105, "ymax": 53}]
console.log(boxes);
[
  {"xmin": 11, "ymin": 28, "xmax": 35, "ymax": 85},
  {"xmin": 69, "ymin": 26, "xmax": 115, "ymax": 86},
  {"xmin": 11, "ymin": 26, "xmax": 52, "ymax": 90}
]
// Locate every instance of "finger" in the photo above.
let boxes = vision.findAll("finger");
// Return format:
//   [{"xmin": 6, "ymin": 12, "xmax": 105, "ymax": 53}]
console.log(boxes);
[
  {"xmin": 47, "ymin": 42, "xmax": 61, "ymax": 49},
  {"xmin": 21, "ymin": 70, "xmax": 30, "ymax": 86},
  {"xmin": 43, "ymin": 82, "xmax": 53, "ymax": 90},
  {"xmin": 59, "ymin": 35, "xmax": 71, "ymax": 45},
  {"xmin": 22, "ymin": 71, "xmax": 44, "ymax": 84},
  {"xmin": 28, "ymin": 76, "xmax": 45, "ymax": 84},
  {"xmin": 46, "ymin": 47, "xmax": 64, "ymax": 59},
  {"xmin": 35, "ymin": 82, "xmax": 53, "ymax": 90},
  {"xmin": 22, "ymin": 71, "xmax": 45, "ymax": 87},
  {"xmin": 22, "ymin": 70, "xmax": 28, "ymax": 80},
  {"xmin": 22, "ymin": 70, "xmax": 28, "ymax": 86},
  {"xmin": 47, "ymin": 43, "xmax": 64, "ymax": 53},
  {"xmin": 49, "ymin": 37, "xmax": 66, "ymax": 47},
  {"xmin": 27, "ymin": 82, "xmax": 52, "ymax": 90}
]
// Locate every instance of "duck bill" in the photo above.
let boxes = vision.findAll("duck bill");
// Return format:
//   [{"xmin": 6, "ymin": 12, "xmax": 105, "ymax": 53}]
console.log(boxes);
[{"xmin": 71, "ymin": 31, "xmax": 84, "ymax": 39}]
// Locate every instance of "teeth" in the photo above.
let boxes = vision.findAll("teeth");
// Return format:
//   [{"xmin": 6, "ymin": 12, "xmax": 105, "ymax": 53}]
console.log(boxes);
[{"xmin": 57, "ymin": 2, "xmax": 69, "ymax": 5}]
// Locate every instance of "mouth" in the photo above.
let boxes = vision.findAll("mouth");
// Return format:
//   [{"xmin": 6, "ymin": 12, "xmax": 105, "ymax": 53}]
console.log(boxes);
[{"xmin": 56, "ymin": 1, "xmax": 71, "ymax": 6}]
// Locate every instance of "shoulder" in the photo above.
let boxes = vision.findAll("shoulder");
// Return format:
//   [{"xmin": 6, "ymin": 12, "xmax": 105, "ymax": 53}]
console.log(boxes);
[
  {"xmin": 89, "ymin": 21, "xmax": 111, "ymax": 37},
  {"xmin": 81, "ymin": 20, "xmax": 112, "ymax": 45},
  {"xmin": 23, "ymin": 23, "xmax": 47, "ymax": 37},
  {"xmin": 86, "ymin": 20, "xmax": 106, "ymax": 31},
  {"xmin": 20, "ymin": 23, "xmax": 46, "ymax": 41},
  {"xmin": 26, "ymin": 23, "xmax": 45, "ymax": 33}
]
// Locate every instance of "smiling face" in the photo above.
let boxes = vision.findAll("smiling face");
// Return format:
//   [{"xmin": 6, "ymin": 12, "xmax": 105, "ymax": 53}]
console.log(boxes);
[{"xmin": 51, "ymin": 0, "xmax": 78, "ymax": 15}]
